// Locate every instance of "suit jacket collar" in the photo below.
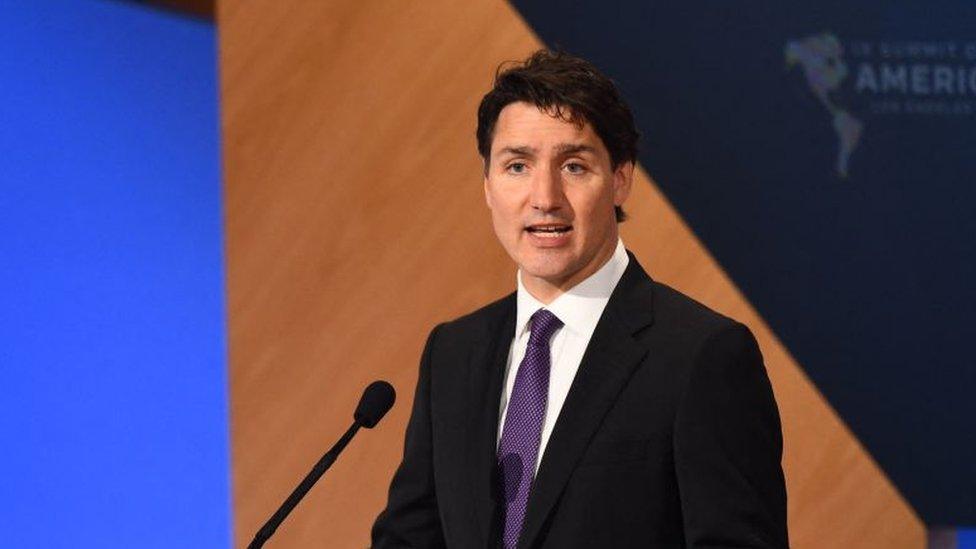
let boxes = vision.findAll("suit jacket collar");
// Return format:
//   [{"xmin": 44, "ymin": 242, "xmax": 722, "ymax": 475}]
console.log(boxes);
[{"xmin": 463, "ymin": 251, "xmax": 656, "ymax": 548}]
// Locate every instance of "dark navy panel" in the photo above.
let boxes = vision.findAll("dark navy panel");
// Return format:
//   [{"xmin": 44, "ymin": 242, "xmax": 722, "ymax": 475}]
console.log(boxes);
[
  {"xmin": 0, "ymin": 1, "xmax": 228, "ymax": 547},
  {"xmin": 512, "ymin": 0, "xmax": 976, "ymax": 526}
]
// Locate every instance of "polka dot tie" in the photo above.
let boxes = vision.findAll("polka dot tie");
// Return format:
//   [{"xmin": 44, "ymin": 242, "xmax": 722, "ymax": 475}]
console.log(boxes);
[{"xmin": 497, "ymin": 309, "xmax": 563, "ymax": 549}]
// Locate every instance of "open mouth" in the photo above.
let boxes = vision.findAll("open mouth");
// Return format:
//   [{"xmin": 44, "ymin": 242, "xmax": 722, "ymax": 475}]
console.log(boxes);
[{"xmin": 525, "ymin": 224, "xmax": 572, "ymax": 237}]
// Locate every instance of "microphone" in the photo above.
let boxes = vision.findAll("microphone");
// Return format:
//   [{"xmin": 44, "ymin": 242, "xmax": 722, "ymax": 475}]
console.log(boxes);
[
  {"xmin": 248, "ymin": 381, "xmax": 396, "ymax": 549},
  {"xmin": 355, "ymin": 380, "xmax": 396, "ymax": 428}
]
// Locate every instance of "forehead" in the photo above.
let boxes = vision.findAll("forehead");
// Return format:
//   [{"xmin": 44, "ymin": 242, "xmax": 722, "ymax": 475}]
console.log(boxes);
[{"xmin": 490, "ymin": 102, "xmax": 605, "ymax": 155}]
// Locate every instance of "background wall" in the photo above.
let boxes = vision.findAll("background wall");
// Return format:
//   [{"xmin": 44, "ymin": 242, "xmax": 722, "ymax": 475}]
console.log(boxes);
[
  {"xmin": 0, "ymin": 1, "xmax": 228, "ymax": 547},
  {"xmin": 221, "ymin": 1, "xmax": 936, "ymax": 547}
]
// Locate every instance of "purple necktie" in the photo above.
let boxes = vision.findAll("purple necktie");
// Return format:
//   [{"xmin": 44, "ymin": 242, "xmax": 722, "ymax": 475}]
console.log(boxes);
[{"xmin": 497, "ymin": 309, "xmax": 563, "ymax": 549}]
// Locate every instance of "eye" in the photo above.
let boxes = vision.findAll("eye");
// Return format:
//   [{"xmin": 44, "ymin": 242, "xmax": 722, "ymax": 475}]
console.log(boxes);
[
  {"xmin": 564, "ymin": 162, "xmax": 587, "ymax": 175},
  {"xmin": 506, "ymin": 162, "xmax": 527, "ymax": 175}
]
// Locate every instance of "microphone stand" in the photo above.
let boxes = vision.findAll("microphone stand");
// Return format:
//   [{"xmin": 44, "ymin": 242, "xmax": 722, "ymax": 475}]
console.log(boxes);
[{"xmin": 247, "ymin": 422, "xmax": 362, "ymax": 549}]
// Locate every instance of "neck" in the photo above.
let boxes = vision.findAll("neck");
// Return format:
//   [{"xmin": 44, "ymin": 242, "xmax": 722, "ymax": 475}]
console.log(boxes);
[
  {"xmin": 522, "ymin": 237, "xmax": 618, "ymax": 305},
  {"xmin": 522, "ymin": 280, "xmax": 564, "ymax": 305}
]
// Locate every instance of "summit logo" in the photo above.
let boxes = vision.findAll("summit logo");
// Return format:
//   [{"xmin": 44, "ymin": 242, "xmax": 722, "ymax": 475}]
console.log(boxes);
[
  {"xmin": 785, "ymin": 34, "xmax": 862, "ymax": 177},
  {"xmin": 786, "ymin": 33, "xmax": 976, "ymax": 178}
]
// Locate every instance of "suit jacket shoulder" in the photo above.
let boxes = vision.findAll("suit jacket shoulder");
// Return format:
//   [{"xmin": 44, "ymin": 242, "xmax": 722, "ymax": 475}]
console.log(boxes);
[
  {"xmin": 435, "ymin": 292, "xmax": 515, "ymax": 345},
  {"xmin": 647, "ymin": 279, "xmax": 744, "ymax": 345}
]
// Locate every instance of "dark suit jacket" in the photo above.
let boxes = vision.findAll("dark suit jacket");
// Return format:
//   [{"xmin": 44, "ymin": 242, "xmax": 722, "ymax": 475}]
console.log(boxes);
[{"xmin": 372, "ymin": 253, "xmax": 788, "ymax": 548}]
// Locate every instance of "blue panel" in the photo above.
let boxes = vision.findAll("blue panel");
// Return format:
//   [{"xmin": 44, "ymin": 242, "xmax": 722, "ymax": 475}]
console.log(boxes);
[
  {"xmin": 512, "ymin": 0, "xmax": 976, "ymax": 526},
  {"xmin": 961, "ymin": 529, "xmax": 976, "ymax": 549},
  {"xmin": 0, "ymin": 1, "xmax": 228, "ymax": 547}
]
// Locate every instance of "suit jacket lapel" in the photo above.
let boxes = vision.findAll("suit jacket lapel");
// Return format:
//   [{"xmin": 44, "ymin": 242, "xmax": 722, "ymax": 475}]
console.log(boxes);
[
  {"xmin": 465, "ymin": 294, "xmax": 515, "ymax": 548},
  {"xmin": 518, "ymin": 254, "xmax": 656, "ymax": 549}
]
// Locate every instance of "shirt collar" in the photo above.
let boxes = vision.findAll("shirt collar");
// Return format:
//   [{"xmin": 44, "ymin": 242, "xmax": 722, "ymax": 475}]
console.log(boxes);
[{"xmin": 515, "ymin": 239, "xmax": 630, "ymax": 339}]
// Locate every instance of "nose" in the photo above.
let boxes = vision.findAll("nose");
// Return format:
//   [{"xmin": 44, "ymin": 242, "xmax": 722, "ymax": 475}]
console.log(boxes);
[{"xmin": 530, "ymin": 164, "xmax": 565, "ymax": 214}]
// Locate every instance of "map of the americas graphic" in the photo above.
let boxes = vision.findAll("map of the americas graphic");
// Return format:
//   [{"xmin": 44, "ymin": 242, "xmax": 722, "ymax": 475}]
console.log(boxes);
[{"xmin": 786, "ymin": 34, "xmax": 863, "ymax": 177}]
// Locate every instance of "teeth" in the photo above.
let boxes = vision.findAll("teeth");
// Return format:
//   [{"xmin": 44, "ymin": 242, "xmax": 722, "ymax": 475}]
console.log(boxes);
[{"xmin": 528, "ymin": 226, "xmax": 570, "ymax": 237}]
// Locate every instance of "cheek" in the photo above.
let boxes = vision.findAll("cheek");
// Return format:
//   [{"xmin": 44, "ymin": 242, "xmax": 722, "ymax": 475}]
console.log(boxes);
[
  {"xmin": 487, "ymin": 197, "xmax": 519, "ymax": 241},
  {"xmin": 569, "ymin": 187, "xmax": 614, "ymax": 226},
  {"xmin": 487, "ymin": 190, "xmax": 521, "ymax": 223}
]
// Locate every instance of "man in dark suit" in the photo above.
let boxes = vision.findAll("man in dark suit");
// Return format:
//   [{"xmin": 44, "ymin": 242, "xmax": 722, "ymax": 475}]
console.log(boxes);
[{"xmin": 372, "ymin": 50, "xmax": 788, "ymax": 548}]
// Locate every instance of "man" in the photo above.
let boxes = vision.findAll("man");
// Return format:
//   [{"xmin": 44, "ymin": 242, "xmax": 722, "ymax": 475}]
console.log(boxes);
[{"xmin": 372, "ymin": 50, "xmax": 788, "ymax": 548}]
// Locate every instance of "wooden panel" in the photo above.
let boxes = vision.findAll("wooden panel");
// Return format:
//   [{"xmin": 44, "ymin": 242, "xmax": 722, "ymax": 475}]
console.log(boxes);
[{"xmin": 219, "ymin": 0, "xmax": 925, "ymax": 547}]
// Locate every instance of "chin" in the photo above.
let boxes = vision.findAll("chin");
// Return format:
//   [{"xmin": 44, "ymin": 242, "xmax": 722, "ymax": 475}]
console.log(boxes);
[{"xmin": 518, "ymin": 253, "xmax": 578, "ymax": 283}]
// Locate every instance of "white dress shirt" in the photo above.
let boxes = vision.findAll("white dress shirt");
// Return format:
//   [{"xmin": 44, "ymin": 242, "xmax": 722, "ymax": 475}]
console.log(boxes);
[{"xmin": 497, "ymin": 239, "xmax": 630, "ymax": 472}]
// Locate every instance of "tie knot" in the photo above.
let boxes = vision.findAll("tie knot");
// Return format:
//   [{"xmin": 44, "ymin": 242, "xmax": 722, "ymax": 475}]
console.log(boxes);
[{"xmin": 528, "ymin": 309, "xmax": 562, "ymax": 347}]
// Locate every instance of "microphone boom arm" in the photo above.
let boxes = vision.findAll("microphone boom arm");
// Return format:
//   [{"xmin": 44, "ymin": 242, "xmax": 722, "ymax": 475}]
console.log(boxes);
[
  {"xmin": 247, "ymin": 422, "xmax": 361, "ymax": 549},
  {"xmin": 246, "ymin": 380, "xmax": 394, "ymax": 548}
]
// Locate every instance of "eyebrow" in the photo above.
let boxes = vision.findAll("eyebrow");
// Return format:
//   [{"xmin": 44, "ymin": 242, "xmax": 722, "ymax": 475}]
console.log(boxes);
[
  {"xmin": 554, "ymin": 143, "xmax": 598, "ymax": 156},
  {"xmin": 497, "ymin": 145, "xmax": 536, "ymax": 157},
  {"xmin": 495, "ymin": 143, "xmax": 597, "ymax": 157}
]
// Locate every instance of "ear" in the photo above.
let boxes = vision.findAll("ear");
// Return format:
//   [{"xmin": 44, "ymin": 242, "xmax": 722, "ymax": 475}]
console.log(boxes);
[
  {"xmin": 612, "ymin": 161, "xmax": 634, "ymax": 206},
  {"xmin": 483, "ymin": 174, "xmax": 493, "ymax": 210}
]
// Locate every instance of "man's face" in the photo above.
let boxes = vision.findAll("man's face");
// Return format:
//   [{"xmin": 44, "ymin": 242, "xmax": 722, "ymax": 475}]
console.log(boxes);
[{"xmin": 484, "ymin": 101, "xmax": 632, "ymax": 301}]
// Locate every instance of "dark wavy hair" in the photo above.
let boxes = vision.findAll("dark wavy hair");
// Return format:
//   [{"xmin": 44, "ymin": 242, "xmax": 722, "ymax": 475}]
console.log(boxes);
[{"xmin": 476, "ymin": 50, "xmax": 639, "ymax": 222}]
